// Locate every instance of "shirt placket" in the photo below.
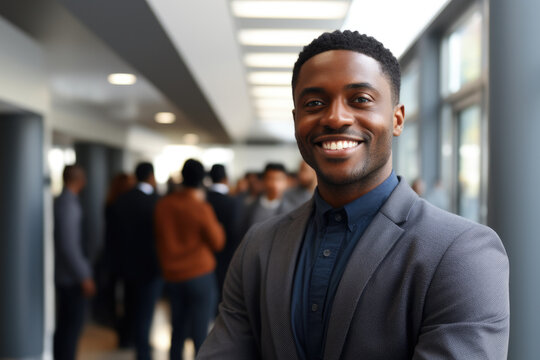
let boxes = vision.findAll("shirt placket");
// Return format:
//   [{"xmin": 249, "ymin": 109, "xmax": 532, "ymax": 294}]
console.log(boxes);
[{"xmin": 306, "ymin": 211, "xmax": 347, "ymax": 359}]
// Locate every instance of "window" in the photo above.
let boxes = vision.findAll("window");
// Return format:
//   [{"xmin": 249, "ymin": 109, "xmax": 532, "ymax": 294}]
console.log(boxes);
[
  {"xmin": 438, "ymin": 4, "xmax": 487, "ymax": 223},
  {"xmin": 457, "ymin": 105, "xmax": 481, "ymax": 222},
  {"xmin": 396, "ymin": 63, "xmax": 420, "ymax": 183},
  {"xmin": 441, "ymin": 9, "xmax": 483, "ymax": 95}
]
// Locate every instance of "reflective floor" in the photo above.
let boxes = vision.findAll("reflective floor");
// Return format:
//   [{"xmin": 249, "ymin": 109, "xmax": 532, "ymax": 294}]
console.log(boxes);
[{"xmin": 78, "ymin": 301, "xmax": 195, "ymax": 360}]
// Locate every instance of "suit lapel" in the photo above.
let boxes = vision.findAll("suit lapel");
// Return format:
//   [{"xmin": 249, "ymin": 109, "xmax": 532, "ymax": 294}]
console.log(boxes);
[
  {"xmin": 265, "ymin": 202, "xmax": 312, "ymax": 359},
  {"xmin": 323, "ymin": 179, "xmax": 416, "ymax": 360}
]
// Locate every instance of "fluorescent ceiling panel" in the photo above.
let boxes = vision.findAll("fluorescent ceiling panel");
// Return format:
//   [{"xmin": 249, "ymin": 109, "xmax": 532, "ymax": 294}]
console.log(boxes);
[
  {"xmin": 244, "ymin": 53, "xmax": 298, "ymax": 68},
  {"xmin": 257, "ymin": 108, "xmax": 293, "ymax": 118},
  {"xmin": 248, "ymin": 71, "xmax": 292, "ymax": 85},
  {"xmin": 251, "ymin": 86, "xmax": 292, "ymax": 98},
  {"xmin": 239, "ymin": 29, "xmax": 327, "ymax": 46},
  {"xmin": 255, "ymin": 98, "xmax": 294, "ymax": 109},
  {"xmin": 342, "ymin": 0, "xmax": 450, "ymax": 58},
  {"xmin": 231, "ymin": 1, "xmax": 349, "ymax": 19}
]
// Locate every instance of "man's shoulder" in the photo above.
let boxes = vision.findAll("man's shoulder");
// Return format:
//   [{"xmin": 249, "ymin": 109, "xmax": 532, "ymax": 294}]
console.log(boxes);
[{"xmin": 243, "ymin": 201, "xmax": 312, "ymax": 245}]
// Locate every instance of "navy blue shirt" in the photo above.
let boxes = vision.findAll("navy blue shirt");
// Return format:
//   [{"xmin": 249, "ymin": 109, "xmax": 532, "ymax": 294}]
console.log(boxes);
[{"xmin": 291, "ymin": 172, "xmax": 399, "ymax": 359}]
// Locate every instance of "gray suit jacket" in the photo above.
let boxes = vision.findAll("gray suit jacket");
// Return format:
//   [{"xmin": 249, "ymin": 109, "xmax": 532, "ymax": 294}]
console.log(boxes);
[{"xmin": 198, "ymin": 179, "xmax": 509, "ymax": 359}]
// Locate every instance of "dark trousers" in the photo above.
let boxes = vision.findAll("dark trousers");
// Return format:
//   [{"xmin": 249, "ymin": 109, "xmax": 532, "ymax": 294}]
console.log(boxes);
[
  {"xmin": 168, "ymin": 273, "xmax": 217, "ymax": 359},
  {"xmin": 127, "ymin": 277, "xmax": 163, "ymax": 360},
  {"xmin": 53, "ymin": 284, "xmax": 87, "ymax": 360}
]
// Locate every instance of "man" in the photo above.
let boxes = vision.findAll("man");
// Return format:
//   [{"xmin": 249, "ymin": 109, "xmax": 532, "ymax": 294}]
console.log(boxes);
[
  {"xmin": 283, "ymin": 160, "xmax": 317, "ymax": 209},
  {"xmin": 206, "ymin": 164, "xmax": 241, "ymax": 307},
  {"xmin": 198, "ymin": 30, "xmax": 509, "ymax": 359},
  {"xmin": 154, "ymin": 159, "xmax": 225, "ymax": 358},
  {"xmin": 53, "ymin": 164, "xmax": 95, "ymax": 360},
  {"xmin": 113, "ymin": 162, "xmax": 162, "ymax": 360},
  {"xmin": 241, "ymin": 162, "xmax": 295, "ymax": 235}
]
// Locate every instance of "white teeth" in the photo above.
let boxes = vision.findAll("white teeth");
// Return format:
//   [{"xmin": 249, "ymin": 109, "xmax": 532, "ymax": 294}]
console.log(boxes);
[{"xmin": 322, "ymin": 140, "xmax": 358, "ymax": 150}]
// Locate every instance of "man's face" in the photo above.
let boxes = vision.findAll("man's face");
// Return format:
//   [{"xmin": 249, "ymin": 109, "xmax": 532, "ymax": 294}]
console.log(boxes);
[
  {"xmin": 293, "ymin": 50, "xmax": 403, "ymax": 190},
  {"xmin": 264, "ymin": 169, "xmax": 288, "ymax": 201}
]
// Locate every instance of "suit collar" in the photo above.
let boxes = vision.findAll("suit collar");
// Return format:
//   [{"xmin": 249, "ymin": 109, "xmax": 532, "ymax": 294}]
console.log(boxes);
[{"xmin": 265, "ymin": 200, "xmax": 313, "ymax": 359}]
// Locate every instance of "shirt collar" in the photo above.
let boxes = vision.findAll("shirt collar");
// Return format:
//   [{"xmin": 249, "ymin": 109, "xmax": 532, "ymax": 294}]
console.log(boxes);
[
  {"xmin": 313, "ymin": 171, "xmax": 398, "ymax": 231},
  {"xmin": 137, "ymin": 182, "xmax": 154, "ymax": 195},
  {"xmin": 209, "ymin": 183, "xmax": 229, "ymax": 194}
]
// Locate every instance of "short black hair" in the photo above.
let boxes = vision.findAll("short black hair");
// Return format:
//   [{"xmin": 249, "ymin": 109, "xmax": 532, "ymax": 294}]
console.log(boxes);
[
  {"xmin": 292, "ymin": 30, "xmax": 401, "ymax": 104},
  {"xmin": 210, "ymin": 164, "xmax": 227, "ymax": 183},
  {"xmin": 135, "ymin": 162, "xmax": 154, "ymax": 182},
  {"xmin": 263, "ymin": 162, "xmax": 287, "ymax": 176},
  {"xmin": 181, "ymin": 159, "xmax": 205, "ymax": 188},
  {"xmin": 62, "ymin": 164, "xmax": 84, "ymax": 184}
]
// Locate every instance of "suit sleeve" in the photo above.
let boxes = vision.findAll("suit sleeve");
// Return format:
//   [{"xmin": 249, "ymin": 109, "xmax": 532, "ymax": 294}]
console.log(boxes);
[
  {"xmin": 55, "ymin": 199, "xmax": 92, "ymax": 281},
  {"xmin": 197, "ymin": 229, "xmax": 260, "ymax": 359},
  {"xmin": 412, "ymin": 225, "xmax": 510, "ymax": 359}
]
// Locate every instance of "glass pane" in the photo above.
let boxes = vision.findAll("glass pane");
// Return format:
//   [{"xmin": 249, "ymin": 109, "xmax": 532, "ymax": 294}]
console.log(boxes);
[
  {"xmin": 445, "ymin": 10, "xmax": 482, "ymax": 93},
  {"xmin": 401, "ymin": 63, "xmax": 419, "ymax": 116},
  {"xmin": 430, "ymin": 107, "xmax": 452, "ymax": 212},
  {"xmin": 457, "ymin": 105, "xmax": 481, "ymax": 222},
  {"xmin": 396, "ymin": 121, "xmax": 419, "ymax": 184}
]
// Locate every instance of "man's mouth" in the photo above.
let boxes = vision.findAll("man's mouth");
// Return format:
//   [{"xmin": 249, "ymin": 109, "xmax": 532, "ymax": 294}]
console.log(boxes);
[{"xmin": 320, "ymin": 140, "xmax": 359, "ymax": 150}]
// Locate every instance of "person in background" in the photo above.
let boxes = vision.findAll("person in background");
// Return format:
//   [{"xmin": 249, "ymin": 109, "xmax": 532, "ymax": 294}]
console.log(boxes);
[
  {"xmin": 411, "ymin": 177, "xmax": 425, "ymax": 196},
  {"xmin": 53, "ymin": 164, "xmax": 94, "ymax": 360},
  {"xmin": 283, "ymin": 160, "xmax": 317, "ymax": 209},
  {"xmin": 113, "ymin": 162, "xmax": 162, "ymax": 360},
  {"xmin": 206, "ymin": 164, "xmax": 241, "ymax": 310},
  {"xmin": 236, "ymin": 171, "xmax": 262, "ymax": 205},
  {"xmin": 99, "ymin": 172, "xmax": 135, "ymax": 343},
  {"xmin": 154, "ymin": 159, "xmax": 225, "ymax": 358},
  {"xmin": 241, "ymin": 162, "xmax": 295, "ymax": 235}
]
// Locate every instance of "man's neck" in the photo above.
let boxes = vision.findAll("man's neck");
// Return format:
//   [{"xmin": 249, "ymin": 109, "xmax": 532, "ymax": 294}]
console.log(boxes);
[
  {"xmin": 317, "ymin": 168, "xmax": 393, "ymax": 208},
  {"xmin": 65, "ymin": 184, "xmax": 80, "ymax": 195}
]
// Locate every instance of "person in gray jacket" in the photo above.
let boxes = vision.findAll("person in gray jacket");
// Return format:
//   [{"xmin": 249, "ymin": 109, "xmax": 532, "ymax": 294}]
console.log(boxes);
[
  {"xmin": 198, "ymin": 30, "xmax": 509, "ymax": 360},
  {"xmin": 53, "ymin": 164, "xmax": 95, "ymax": 360}
]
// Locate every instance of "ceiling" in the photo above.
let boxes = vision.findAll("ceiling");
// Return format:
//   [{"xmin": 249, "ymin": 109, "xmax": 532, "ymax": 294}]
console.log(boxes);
[{"xmin": 0, "ymin": 0, "xmax": 449, "ymax": 146}]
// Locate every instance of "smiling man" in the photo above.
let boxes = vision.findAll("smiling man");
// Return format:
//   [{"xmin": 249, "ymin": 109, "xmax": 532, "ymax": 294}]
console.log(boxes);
[{"xmin": 198, "ymin": 30, "xmax": 509, "ymax": 360}]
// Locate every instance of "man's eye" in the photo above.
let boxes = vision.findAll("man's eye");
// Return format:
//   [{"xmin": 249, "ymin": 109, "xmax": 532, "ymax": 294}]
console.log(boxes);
[
  {"xmin": 306, "ymin": 100, "xmax": 324, "ymax": 107},
  {"xmin": 352, "ymin": 96, "xmax": 369, "ymax": 103}
]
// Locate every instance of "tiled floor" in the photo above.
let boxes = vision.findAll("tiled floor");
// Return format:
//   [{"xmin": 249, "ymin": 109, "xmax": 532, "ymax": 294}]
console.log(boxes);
[{"xmin": 78, "ymin": 301, "xmax": 195, "ymax": 360}]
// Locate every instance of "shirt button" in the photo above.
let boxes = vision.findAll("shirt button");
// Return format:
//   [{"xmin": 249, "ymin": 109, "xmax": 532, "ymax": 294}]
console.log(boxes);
[
  {"xmin": 323, "ymin": 249, "xmax": 331, "ymax": 257},
  {"xmin": 334, "ymin": 214, "xmax": 342, "ymax": 222},
  {"xmin": 311, "ymin": 303, "xmax": 318, "ymax": 312}
]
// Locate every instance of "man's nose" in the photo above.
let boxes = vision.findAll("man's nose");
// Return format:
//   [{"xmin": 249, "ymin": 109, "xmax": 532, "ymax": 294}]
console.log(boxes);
[{"xmin": 321, "ymin": 100, "xmax": 354, "ymax": 129}]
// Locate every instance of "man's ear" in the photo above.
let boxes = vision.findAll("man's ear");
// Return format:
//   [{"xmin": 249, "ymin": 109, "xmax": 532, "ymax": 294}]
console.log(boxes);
[
  {"xmin": 393, "ymin": 104, "xmax": 405, "ymax": 136},
  {"xmin": 292, "ymin": 108, "xmax": 296, "ymax": 122}
]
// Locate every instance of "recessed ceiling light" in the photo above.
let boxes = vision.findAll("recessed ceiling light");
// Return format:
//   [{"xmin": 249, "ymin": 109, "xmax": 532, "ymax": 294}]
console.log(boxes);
[
  {"xmin": 251, "ymin": 86, "xmax": 292, "ymax": 98},
  {"xmin": 107, "ymin": 73, "xmax": 137, "ymax": 85},
  {"xmin": 248, "ymin": 71, "xmax": 292, "ymax": 85},
  {"xmin": 155, "ymin": 112, "xmax": 176, "ymax": 124},
  {"xmin": 244, "ymin": 53, "xmax": 298, "ymax": 68},
  {"xmin": 183, "ymin": 133, "xmax": 199, "ymax": 145},
  {"xmin": 231, "ymin": 1, "xmax": 349, "ymax": 19},
  {"xmin": 238, "ymin": 29, "xmax": 327, "ymax": 46}
]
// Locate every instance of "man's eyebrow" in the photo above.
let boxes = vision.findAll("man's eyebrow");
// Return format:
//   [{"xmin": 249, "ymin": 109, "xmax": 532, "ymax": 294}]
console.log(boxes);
[
  {"xmin": 297, "ymin": 87, "xmax": 325, "ymax": 100},
  {"xmin": 346, "ymin": 82, "xmax": 379, "ymax": 93}
]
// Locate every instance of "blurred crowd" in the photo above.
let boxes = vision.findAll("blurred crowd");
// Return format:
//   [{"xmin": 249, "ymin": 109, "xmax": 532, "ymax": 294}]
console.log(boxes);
[{"xmin": 52, "ymin": 159, "xmax": 316, "ymax": 360}]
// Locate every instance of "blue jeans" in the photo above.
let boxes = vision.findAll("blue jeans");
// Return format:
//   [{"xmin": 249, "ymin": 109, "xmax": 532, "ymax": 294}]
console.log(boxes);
[
  {"xmin": 53, "ymin": 284, "xmax": 87, "ymax": 360},
  {"xmin": 167, "ymin": 273, "xmax": 217, "ymax": 359}
]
